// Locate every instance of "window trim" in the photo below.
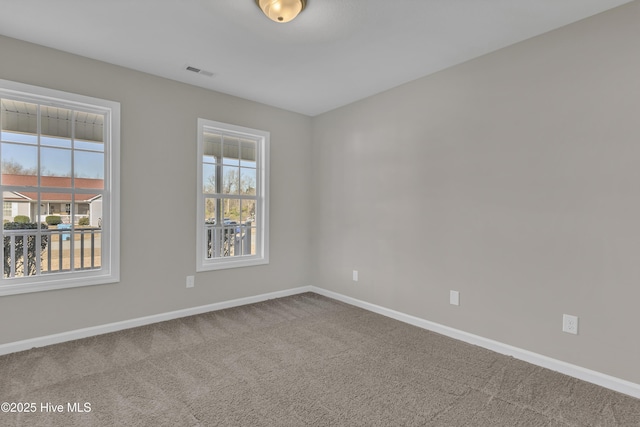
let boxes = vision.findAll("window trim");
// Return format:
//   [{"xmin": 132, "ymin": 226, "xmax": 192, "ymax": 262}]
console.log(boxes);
[
  {"xmin": 196, "ymin": 119, "xmax": 269, "ymax": 271},
  {"xmin": 0, "ymin": 79, "xmax": 120, "ymax": 296}
]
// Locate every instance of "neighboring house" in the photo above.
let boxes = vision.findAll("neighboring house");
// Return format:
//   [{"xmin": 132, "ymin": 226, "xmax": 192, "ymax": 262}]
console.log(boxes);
[{"xmin": 2, "ymin": 174, "xmax": 103, "ymax": 226}]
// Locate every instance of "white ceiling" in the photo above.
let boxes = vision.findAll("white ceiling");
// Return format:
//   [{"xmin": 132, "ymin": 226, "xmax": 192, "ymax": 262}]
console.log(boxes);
[{"xmin": 0, "ymin": 0, "xmax": 633, "ymax": 116}]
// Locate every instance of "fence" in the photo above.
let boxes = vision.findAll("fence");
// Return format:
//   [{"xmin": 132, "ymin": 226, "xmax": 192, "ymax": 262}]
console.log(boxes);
[
  {"xmin": 205, "ymin": 222, "xmax": 253, "ymax": 259},
  {"xmin": 3, "ymin": 227, "xmax": 102, "ymax": 278}
]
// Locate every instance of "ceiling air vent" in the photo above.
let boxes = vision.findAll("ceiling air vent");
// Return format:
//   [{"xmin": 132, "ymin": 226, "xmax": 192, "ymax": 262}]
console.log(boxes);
[{"xmin": 185, "ymin": 65, "xmax": 215, "ymax": 77}]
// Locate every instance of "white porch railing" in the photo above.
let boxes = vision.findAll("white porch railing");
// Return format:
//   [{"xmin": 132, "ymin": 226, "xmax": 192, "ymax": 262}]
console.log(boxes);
[
  {"xmin": 3, "ymin": 227, "xmax": 102, "ymax": 278},
  {"xmin": 205, "ymin": 222, "xmax": 253, "ymax": 259}
]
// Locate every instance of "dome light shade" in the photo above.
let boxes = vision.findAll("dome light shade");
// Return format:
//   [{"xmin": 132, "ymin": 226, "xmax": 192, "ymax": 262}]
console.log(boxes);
[{"xmin": 255, "ymin": 0, "xmax": 306, "ymax": 23}]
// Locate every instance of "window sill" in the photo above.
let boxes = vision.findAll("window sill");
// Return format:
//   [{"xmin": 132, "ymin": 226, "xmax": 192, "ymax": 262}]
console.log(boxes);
[
  {"xmin": 196, "ymin": 256, "xmax": 268, "ymax": 272},
  {"xmin": 0, "ymin": 271, "xmax": 119, "ymax": 296}
]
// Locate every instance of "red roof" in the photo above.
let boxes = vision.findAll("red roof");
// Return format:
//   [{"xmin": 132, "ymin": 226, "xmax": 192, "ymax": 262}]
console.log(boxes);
[
  {"xmin": 2, "ymin": 174, "xmax": 102, "ymax": 202},
  {"xmin": 2, "ymin": 174, "xmax": 103, "ymax": 188}
]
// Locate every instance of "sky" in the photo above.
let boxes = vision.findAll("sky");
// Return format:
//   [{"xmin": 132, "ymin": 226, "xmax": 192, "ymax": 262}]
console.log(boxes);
[{"xmin": 1, "ymin": 131, "xmax": 104, "ymax": 180}]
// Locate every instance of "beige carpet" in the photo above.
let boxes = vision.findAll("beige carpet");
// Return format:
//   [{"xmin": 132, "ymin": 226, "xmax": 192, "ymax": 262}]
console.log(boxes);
[{"xmin": 1, "ymin": 292, "xmax": 639, "ymax": 426}]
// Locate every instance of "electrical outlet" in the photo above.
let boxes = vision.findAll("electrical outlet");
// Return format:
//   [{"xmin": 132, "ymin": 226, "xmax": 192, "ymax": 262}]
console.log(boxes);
[
  {"xmin": 352, "ymin": 270, "xmax": 358, "ymax": 282},
  {"xmin": 562, "ymin": 314, "xmax": 578, "ymax": 335},
  {"xmin": 186, "ymin": 275, "xmax": 195, "ymax": 288},
  {"xmin": 450, "ymin": 290, "xmax": 460, "ymax": 306}
]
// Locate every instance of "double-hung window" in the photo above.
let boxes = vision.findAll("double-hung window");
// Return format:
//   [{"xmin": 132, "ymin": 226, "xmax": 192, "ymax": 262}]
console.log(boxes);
[
  {"xmin": 0, "ymin": 79, "xmax": 119, "ymax": 295},
  {"xmin": 196, "ymin": 119, "xmax": 269, "ymax": 271}
]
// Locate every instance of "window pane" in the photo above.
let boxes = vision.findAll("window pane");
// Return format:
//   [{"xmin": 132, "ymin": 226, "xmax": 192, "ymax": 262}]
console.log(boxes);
[
  {"xmin": 74, "ymin": 111, "xmax": 104, "ymax": 144},
  {"xmin": 240, "ymin": 200, "xmax": 256, "ymax": 224},
  {"xmin": 71, "ymin": 229, "xmax": 101, "ymax": 270},
  {"xmin": 203, "ymin": 132, "xmax": 222, "ymax": 163},
  {"xmin": 75, "ymin": 202, "xmax": 89, "ymax": 217},
  {"xmin": 40, "ymin": 193, "xmax": 72, "ymax": 223},
  {"xmin": 41, "ymin": 147, "xmax": 72, "ymax": 186},
  {"xmin": 74, "ymin": 150, "xmax": 104, "ymax": 182},
  {"xmin": 2, "ymin": 227, "xmax": 45, "ymax": 278},
  {"xmin": 222, "ymin": 166, "xmax": 239, "ymax": 194},
  {"xmin": 222, "ymin": 198, "xmax": 241, "ymax": 223},
  {"xmin": 240, "ymin": 138, "xmax": 257, "ymax": 168},
  {"xmin": 1, "ymin": 142, "xmax": 38, "ymax": 179},
  {"xmin": 41, "ymin": 105, "xmax": 72, "ymax": 139},
  {"xmin": 204, "ymin": 196, "xmax": 218, "ymax": 224},
  {"xmin": 223, "ymin": 136, "xmax": 240, "ymax": 166},
  {"xmin": 1, "ymin": 99, "xmax": 37, "ymax": 139},
  {"xmin": 240, "ymin": 168, "xmax": 256, "ymax": 195},
  {"xmin": 2, "ymin": 196, "xmax": 31, "ymax": 223},
  {"xmin": 203, "ymin": 164, "xmax": 217, "ymax": 194},
  {"xmin": 2, "ymin": 201, "xmax": 12, "ymax": 221}
]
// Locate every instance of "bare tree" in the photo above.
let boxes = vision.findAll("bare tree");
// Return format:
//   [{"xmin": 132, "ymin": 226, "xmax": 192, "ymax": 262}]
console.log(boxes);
[{"xmin": 2, "ymin": 160, "xmax": 37, "ymax": 175}]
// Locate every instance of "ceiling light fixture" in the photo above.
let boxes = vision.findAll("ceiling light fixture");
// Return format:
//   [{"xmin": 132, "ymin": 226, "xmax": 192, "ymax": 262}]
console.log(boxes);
[{"xmin": 255, "ymin": 0, "xmax": 306, "ymax": 23}]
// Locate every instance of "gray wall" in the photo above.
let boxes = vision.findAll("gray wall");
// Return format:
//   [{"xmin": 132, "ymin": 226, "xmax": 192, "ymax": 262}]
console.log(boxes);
[
  {"xmin": 0, "ymin": 36, "xmax": 312, "ymax": 343},
  {"xmin": 311, "ymin": 2, "xmax": 640, "ymax": 384}
]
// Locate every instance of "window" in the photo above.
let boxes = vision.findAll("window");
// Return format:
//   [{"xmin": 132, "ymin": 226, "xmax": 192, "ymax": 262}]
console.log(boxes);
[
  {"xmin": 3, "ymin": 202, "xmax": 11, "ymax": 221},
  {"xmin": 196, "ymin": 119, "xmax": 269, "ymax": 271},
  {"xmin": 0, "ymin": 79, "xmax": 119, "ymax": 295}
]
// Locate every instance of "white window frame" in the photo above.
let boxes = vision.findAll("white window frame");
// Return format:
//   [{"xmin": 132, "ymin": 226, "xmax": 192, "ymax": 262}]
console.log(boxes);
[
  {"xmin": 196, "ymin": 119, "xmax": 269, "ymax": 271},
  {"xmin": 0, "ymin": 79, "xmax": 120, "ymax": 296}
]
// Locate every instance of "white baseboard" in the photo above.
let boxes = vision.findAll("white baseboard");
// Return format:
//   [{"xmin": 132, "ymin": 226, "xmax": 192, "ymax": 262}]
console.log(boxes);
[
  {"xmin": 310, "ymin": 286, "xmax": 640, "ymax": 400},
  {"xmin": 0, "ymin": 286, "xmax": 312, "ymax": 356},
  {"xmin": 2, "ymin": 284, "xmax": 638, "ymax": 400}
]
